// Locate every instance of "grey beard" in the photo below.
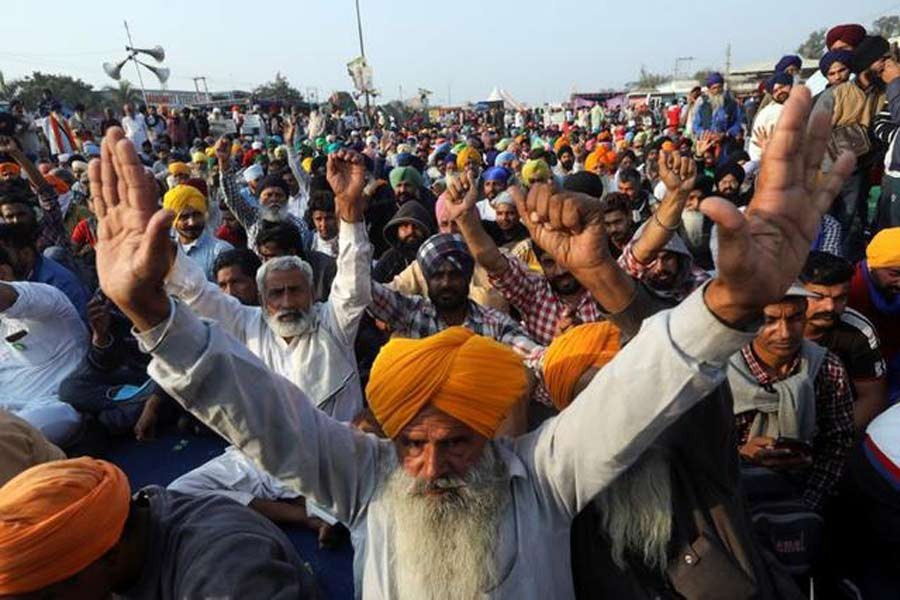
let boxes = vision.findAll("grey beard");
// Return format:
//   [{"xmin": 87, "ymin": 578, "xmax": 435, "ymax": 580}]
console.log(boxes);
[
  {"xmin": 707, "ymin": 92, "xmax": 725, "ymax": 114},
  {"xmin": 260, "ymin": 204, "xmax": 289, "ymax": 222},
  {"xmin": 594, "ymin": 449, "xmax": 673, "ymax": 574},
  {"xmin": 264, "ymin": 309, "xmax": 317, "ymax": 338},
  {"xmin": 383, "ymin": 447, "xmax": 510, "ymax": 599},
  {"xmin": 681, "ymin": 209, "xmax": 706, "ymax": 249}
]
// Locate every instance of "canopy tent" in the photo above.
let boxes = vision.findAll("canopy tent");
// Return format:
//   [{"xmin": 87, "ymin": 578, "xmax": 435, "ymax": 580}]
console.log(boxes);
[{"xmin": 485, "ymin": 87, "xmax": 527, "ymax": 111}]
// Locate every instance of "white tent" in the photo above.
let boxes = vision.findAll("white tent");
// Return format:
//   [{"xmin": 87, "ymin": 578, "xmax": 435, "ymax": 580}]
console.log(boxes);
[{"xmin": 485, "ymin": 87, "xmax": 526, "ymax": 111}]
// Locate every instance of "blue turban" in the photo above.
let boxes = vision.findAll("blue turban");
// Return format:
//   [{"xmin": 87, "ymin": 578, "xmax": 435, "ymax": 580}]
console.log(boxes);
[
  {"xmin": 483, "ymin": 166, "xmax": 511, "ymax": 184},
  {"xmin": 395, "ymin": 152, "xmax": 414, "ymax": 167},
  {"xmin": 765, "ymin": 71, "xmax": 794, "ymax": 94},
  {"xmin": 494, "ymin": 151, "xmax": 516, "ymax": 167},
  {"xmin": 774, "ymin": 55, "xmax": 802, "ymax": 73},
  {"xmin": 416, "ymin": 233, "xmax": 475, "ymax": 281},
  {"xmin": 819, "ymin": 49, "xmax": 854, "ymax": 76},
  {"xmin": 706, "ymin": 72, "xmax": 724, "ymax": 87}
]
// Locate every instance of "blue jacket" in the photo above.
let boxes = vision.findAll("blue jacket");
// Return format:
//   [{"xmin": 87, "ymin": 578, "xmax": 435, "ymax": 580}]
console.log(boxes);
[
  {"xmin": 29, "ymin": 255, "xmax": 90, "ymax": 320},
  {"xmin": 692, "ymin": 92, "xmax": 744, "ymax": 138}
]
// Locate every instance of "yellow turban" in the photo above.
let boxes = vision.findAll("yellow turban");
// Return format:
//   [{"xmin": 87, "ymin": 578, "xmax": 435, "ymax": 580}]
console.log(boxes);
[
  {"xmin": 543, "ymin": 322, "xmax": 621, "ymax": 410},
  {"xmin": 584, "ymin": 150, "xmax": 601, "ymax": 174},
  {"xmin": 302, "ymin": 157, "xmax": 313, "ymax": 173},
  {"xmin": 366, "ymin": 327, "xmax": 528, "ymax": 438},
  {"xmin": 867, "ymin": 227, "xmax": 900, "ymax": 269},
  {"xmin": 167, "ymin": 161, "xmax": 191, "ymax": 176},
  {"xmin": 163, "ymin": 184, "xmax": 207, "ymax": 214},
  {"xmin": 521, "ymin": 159, "xmax": 551, "ymax": 186},
  {"xmin": 191, "ymin": 151, "xmax": 207, "ymax": 164},
  {"xmin": 0, "ymin": 458, "xmax": 130, "ymax": 594},
  {"xmin": 456, "ymin": 146, "xmax": 483, "ymax": 171}
]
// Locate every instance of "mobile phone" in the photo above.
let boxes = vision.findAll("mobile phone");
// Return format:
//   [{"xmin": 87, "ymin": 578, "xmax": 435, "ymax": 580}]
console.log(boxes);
[{"xmin": 774, "ymin": 437, "xmax": 813, "ymax": 456}]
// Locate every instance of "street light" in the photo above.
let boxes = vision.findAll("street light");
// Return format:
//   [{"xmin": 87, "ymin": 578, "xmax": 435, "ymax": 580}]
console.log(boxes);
[{"xmin": 102, "ymin": 21, "xmax": 169, "ymax": 106}]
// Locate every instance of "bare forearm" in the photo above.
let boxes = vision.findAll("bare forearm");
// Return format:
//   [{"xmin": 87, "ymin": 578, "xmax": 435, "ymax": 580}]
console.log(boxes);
[
  {"xmin": 7, "ymin": 148, "xmax": 47, "ymax": 189},
  {"xmin": 571, "ymin": 261, "xmax": 636, "ymax": 314},
  {"xmin": 0, "ymin": 282, "xmax": 18, "ymax": 312},
  {"xmin": 457, "ymin": 212, "xmax": 508, "ymax": 274},
  {"xmin": 632, "ymin": 189, "xmax": 685, "ymax": 263}
]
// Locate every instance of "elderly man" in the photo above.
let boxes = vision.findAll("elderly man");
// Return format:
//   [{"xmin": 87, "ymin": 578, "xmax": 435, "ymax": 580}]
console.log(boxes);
[
  {"xmin": 692, "ymin": 72, "xmax": 743, "ymax": 137},
  {"xmin": 88, "ymin": 90, "xmax": 852, "ymax": 597},
  {"xmin": 215, "ymin": 137, "xmax": 310, "ymax": 252},
  {"xmin": 0, "ymin": 458, "xmax": 317, "ymax": 598},
  {"xmin": 163, "ymin": 184, "xmax": 232, "ymax": 281}
]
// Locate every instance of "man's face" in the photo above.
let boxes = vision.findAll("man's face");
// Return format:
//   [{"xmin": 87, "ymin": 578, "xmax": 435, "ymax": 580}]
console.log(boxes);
[
  {"xmin": 282, "ymin": 173, "xmax": 300, "ymax": 196},
  {"xmin": 397, "ymin": 222, "xmax": 425, "ymax": 247},
  {"xmin": 831, "ymin": 40, "xmax": 854, "ymax": 51},
  {"xmin": 174, "ymin": 207, "xmax": 206, "ymax": 241},
  {"xmin": 217, "ymin": 265, "xmax": 259, "ymax": 306},
  {"xmin": 618, "ymin": 156, "xmax": 634, "ymax": 171},
  {"xmin": 394, "ymin": 405, "xmax": 488, "ymax": 488},
  {"xmin": 395, "ymin": 181, "xmax": 418, "ymax": 202},
  {"xmin": 172, "ymin": 172, "xmax": 190, "ymax": 185},
  {"xmin": 259, "ymin": 186, "xmax": 287, "ymax": 210},
  {"xmin": 312, "ymin": 210, "xmax": 338, "ymax": 240},
  {"xmin": 772, "ymin": 83, "xmax": 792, "ymax": 104},
  {"xmin": 646, "ymin": 250, "xmax": 681, "ymax": 290},
  {"xmin": 717, "ymin": 174, "xmax": 740, "ymax": 198},
  {"xmin": 483, "ymin": 180, "xmax": 506, "ymax": 201},
  {"xmin": 784, "ymin": 65, "xmax": 800, "ymax": 77},
  {"xmin": 494, "ymin": 204, "xmax": 519, "ymax": 232},
  {"xmin": 756, "ymin": 299, "xmax": 807, "ymax": 360},
  {"xmin": 871, "ymin": 267, "xmax": 900, "ymax": 298},
  {"xmin": 603, "ymin": 209, "xmax": 633, "ymax": 249},
  {"xmin": 0, "ymin": 202, "xmax": 35, "ymax": 226},
  {"xmin": 124, "ymin": 104, "xmax": 133, "ymax": 116},
  {"xmin": 618, "ymin": 180, "xmax": 637, "ymax": 201},
  {"xmin": 539, "ymin": 252, "xmax": 582, "ymax": 296},
  {"xmin": 686, "ymin": 190, "xmax": 704, "ymax": 211},
  {"xmin": 264, "ymin": 267, "xmax": 312, "ymax": 317},
  {"xmin": 559, "ymin": 151, "xmax": 575, "ymax": 171},
  {"xmin": 426, "ymin": 263, "xmax": 469, "ymax": 310},
  {"xmin": 827, "ymin": 61, "xmax": 851, "ymax": 86},
  {"xmin": 708, "ymin": 83, "xmax": 723, "ymax": 96},
  {"xmin": 803, "ymin": 281, "xmax": 849, "ymax": 333},
  {"xmin": 438, "ymin": 216, "xmax": 459, "ymax": 235},
  {"xmin": 0, "ymin": 170, "xmax": 19, "ymax": 183},
  {"xmin": 703, "ymin": 150, "xmax": 716, "ymax": 168},
  {"xmin": 257, "ymin": 241, "xmax": 288, "ymax": 262}
]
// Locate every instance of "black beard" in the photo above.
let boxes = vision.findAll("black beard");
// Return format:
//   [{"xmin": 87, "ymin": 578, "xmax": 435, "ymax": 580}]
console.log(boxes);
[{"xmin": 430, "ymin": 291, "xmax": 467, "ymax": 311}]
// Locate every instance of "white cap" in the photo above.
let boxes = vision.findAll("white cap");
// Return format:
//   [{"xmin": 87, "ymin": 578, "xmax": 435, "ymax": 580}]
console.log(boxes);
[{"xmin": 243, "ymin": 164, "xmax": 264, "ymax": 183}]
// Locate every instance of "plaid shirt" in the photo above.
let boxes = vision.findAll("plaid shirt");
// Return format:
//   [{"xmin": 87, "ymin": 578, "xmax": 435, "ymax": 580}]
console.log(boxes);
[
  {"xmin": 219, "ymin": 171, "xmax": 309, "ymax": 252},
  {"xmin": 735, "ymin": 344, "xmax": 855, "ymax": 511},
  {"xmin": 35, "ymin": 184, "xmax": 67, "ymax": 252},
  {"xmin": 488, "ymin": 253, "xmax": 605, "ymax": 346},
  {"xmin": 617, "ymin": 241, "xmax": 710, "ymax": 302}
]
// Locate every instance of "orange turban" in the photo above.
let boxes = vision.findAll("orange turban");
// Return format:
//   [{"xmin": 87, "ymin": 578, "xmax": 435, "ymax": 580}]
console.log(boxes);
[
  {"xmin": 866, "ymin": 227, "xmax": 900, "ymax": 269},
  {"xmin": 0, "ymin": 163, "xmax": 21, "ymax": 178},
  {"xmin": 366, "ymin": 327, "xmax": 528, "ymax": 438},
  {"xmin": 0, "ymin": 458, "xmax": 130, "ymax": 594},
  {"xmin": 43, "ymin": 174, "xmax": 69, "ymax": 194},
  {"xmin": 543, "ymin": 322, "xmax": 621, "ymax": 410},
  {"xmin": 167, "ymin": 161, "xmax": 191, "ymax": 177}
]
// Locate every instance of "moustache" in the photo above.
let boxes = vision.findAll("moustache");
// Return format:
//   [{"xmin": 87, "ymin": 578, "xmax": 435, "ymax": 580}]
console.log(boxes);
[
  {"xmin": 275, "ymin": 310, "xmax": 307, "ymax": 322},
  {"xmin": 809, "ymin": 311, "xmax": 837, "ymax": 322}
]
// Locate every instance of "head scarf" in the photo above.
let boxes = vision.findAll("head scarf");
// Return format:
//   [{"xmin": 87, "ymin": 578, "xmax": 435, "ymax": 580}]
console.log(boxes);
[
  {"xmin": 389, "ymin": 166, "xmax": 423, "ymax": 190},
  {"xmin": 416, "ymin": 233, "xmax": 475, "ymax": 281},
  {"xmin": 366, "ymin": 327, "xmax": 528, "ymax": 438},
  {"xmin": 491, "ymin": 190, "xmax": 517, "ymax": 208},
  {"xmin": 435, "ymin": 193, "xmax": 451, "ymax": 226},
  {"xmin": 765, "ymin": 71, "xmax": 794, "ymax": 94},
  {"xmin": 774, "ymin": 55, "xmax": 802, "ymax": 73},
  {"xmin": 0, "ymin": 163, "xmax": 21, "ymax": 178},
  {"xmin": 706, "ymin": 72, "xmax": 724, "ymax": 87},
  {"xmin": 543, "ymin": 322, "xmax": 621, "ymax": 410},
  {"xmin": 851, "ymin": 35, "xmax": 890, "ymax": 74},
  {"xmin": 494, "ymin": 151, "xmax": 516, "ymax": 167},
  {"xmin": 243, "ymin": 164, "xmax": 264, "ymax": 183},
  {"xmin": 0, "ymin": 458, "xmax": 130, "ymax": 594},
  {"xmin": 866, "ymin": 227, "xmax": 900, "ymax": 268},
  {"xmin": 191, "ymin": 151, "xmax": 207, "ymax": 164},
  {"xmin": 0, "ymin": 411, "xmax": 64, "ymax": 487},
  {"xmin": 167, "ymin": 161, "xmax": 191, "ymax": 177},
  {"xmin": 483, "ymin": 166, "xmax": 511, "ymax": 184},
  {"xmin": 43, "ymin": 174, "xmax": 69, "ymax": 194},
  {"xmin": 521, "ymin": 158, "xmax": 551, "ymax": 185},
  {"xmin": 456, "ymin": 146, "xmax": 483, "ymax": 170},
  {"xmin": 819, "ymin": 50, "xmax": 854, "ymax": 76},
  {"xmin": 826, "ymin": 24, "xmax": 866, "ymax": 50},
  {"xmin": 257, "ymin": 174, "xmax": 289, "ymax": 196},
  {"xmin": 163, "ymin": 184, "xmax": 207, "ymax": 214}
]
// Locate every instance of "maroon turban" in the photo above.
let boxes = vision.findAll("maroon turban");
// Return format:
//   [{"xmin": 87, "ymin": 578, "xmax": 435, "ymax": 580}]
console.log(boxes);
[{"xmin": 826, "ymin": 24, "xmax": 866, "ymax": 50}]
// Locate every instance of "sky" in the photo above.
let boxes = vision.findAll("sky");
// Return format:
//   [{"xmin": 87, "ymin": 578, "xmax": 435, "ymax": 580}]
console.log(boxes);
[{"xmin": 2, "ymin": 0, "xmax": 899, "ymax": 106}]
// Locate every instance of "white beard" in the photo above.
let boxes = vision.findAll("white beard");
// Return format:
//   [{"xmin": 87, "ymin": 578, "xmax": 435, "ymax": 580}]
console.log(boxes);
[
  {"xmin": 264, "ymin": 309, "xmax": 317, "ymax": 338},
  {"xmin": 260, "ymin": 204, "xmax": 289, "ymax": 222},
  {"xmin": 594, "ymin": 449, "xmax": 673, "ymax": 574},
  {"xmin": 383, "ymin": 448, "xmax": 510, "ymax": 599},
  {"xmin": 681, "ymin": 209, "xmax": 706, "ymax": 249}
]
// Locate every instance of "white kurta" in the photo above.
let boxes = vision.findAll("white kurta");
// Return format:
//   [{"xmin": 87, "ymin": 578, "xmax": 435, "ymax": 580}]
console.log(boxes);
[
  {"xmin": 139, "ymin": 283, "xmax": 757, "ymax": 599},
  {"xmin": 748, "ymin": 101, "xmax": 784, "ymax": 161}
]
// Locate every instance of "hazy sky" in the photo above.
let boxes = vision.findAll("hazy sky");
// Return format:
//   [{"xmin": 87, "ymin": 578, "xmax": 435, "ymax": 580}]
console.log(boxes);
[{"xmin": 2, "ymin": 1, "xmax": 898, "ymax": 105}]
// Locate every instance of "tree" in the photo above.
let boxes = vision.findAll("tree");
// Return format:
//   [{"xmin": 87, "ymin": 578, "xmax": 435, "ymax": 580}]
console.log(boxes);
[
  {"xmin": 103, "ymin": 80, "xmax": 143, "ymax": 109},
  {"xmin": 872, "ymin": 15, "xmax": 900, "ymax": 38},
  {"xmin": 252, "ymin": 72, "xmax": 304, "ymax": 104},
  {"xmin": 4, "ymin": 72, "xmax": 99, "ymax": 111},
  {"xmin": 692, "ymin": 68, "xmax": 715, "ymax": 84},
  {"xmin": 797, "ymin": 27, "xmax": 827, "ymax": 57},
  {"xmin": 636, "ymin": 66, "xmax": 671, "ymax": 89}
]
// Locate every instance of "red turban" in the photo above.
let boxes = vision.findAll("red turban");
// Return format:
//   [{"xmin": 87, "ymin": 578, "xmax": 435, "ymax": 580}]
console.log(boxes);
[{"xmin": 826, "ymin": 24, "xmax": 866, "ymax": 50}]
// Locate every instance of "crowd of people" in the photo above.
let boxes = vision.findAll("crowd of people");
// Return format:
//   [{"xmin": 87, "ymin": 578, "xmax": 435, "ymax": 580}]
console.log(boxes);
[{"xmin": 1, "ymin": 20, "xmax": 900, "ymax": 600}]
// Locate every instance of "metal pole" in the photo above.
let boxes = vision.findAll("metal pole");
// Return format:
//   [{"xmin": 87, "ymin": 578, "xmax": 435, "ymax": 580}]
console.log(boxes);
[
  {"xmin": 123, "ymin": 20, "xmax": 149, "ymax": 106},
  {"xmin": 354, "ymin": 0, "xmax": 371, "ymax": 122}
]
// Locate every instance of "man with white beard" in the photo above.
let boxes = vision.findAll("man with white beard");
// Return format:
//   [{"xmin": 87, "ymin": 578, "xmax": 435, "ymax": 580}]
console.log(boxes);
[
  {"xmin": 215, "ymin": 137, "xmax": 310, "ymax": 252},
  {"xmin": 88, "ymin": 86, "xmax": 854, "ymax": 598},
  {"xmin": 163, "ymin": 149, "xmax": 371, "ymax": 543}
]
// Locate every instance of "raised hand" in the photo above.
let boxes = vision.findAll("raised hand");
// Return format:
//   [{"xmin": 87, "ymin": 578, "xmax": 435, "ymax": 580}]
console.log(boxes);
[
  {"xmin": 327, "ymin": 149, "xmax": 368, "ymax": 222},
  {"xmin": 695, "ymin": 131, "xmax": 716, "ymax": 155},
  {"xmin": 658, "ymin": 150, "xmax": 696, "ymax": 194},
  {"xmin": 285, "ymin": 119, "xmax": 296, "ymax": 146},
  {"xmin": 444, "ymin": 167, "xmax": 479, "ymax": 223},
  {"xmin": 89, "ymin": 127, "xmax": 174, "ymax": 331},
  {"xmin": 510, "ymin": 183, "xmax": 610, "ymax": 273},
  {"xmin": 701, "ymin": 86, "xmax": 855, "ymax": 324},
  {"xmin": 214, "ymin": 137, "xmax": 231, "ymax": 171}
]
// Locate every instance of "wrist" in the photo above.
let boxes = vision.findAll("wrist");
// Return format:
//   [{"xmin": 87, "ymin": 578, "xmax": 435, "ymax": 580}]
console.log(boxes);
[
  {"xmin": 703, "ymin": 279, "xmax": 762, "ymax": 329},
  {"xmin": 119, "ymin": 290, "xmax": 172, "ymax": 333}
]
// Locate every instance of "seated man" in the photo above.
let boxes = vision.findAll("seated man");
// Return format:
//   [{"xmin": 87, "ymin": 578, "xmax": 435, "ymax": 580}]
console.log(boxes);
[
  {"xmin": 163, "ymin": 183, "xmax": 232, "ymax": 281},
  {"xmin": 213, "ymin": 248, "xmax": 261, "ymax": 306},
  {"xmin": 801, "ymin": 251, "xmax": 887, "ymax": 431},
  {"xmin": 730, "ymin": 285, "xmax": 855, "ymax": 512},
  {"xmin": 848, "ymin": 228, "xmax": 900, "ymax": 403},
  {"xmin": 255, "ymin": 221, "xmax": 336, "ymax": 302},
  {"xmin": 0, "ymin": 458, "xmax": 318, "ymax": 598},
  {"xmin": 0, "ymin": 249, "xmax": 86, "ymax": 447},
  {"xmin": 0, "ymin": 222, "xmax": 90, "ymax": 319},
  {"xmin": 87, "ymin": 95, "xmax": 854, "ymax": 596}
]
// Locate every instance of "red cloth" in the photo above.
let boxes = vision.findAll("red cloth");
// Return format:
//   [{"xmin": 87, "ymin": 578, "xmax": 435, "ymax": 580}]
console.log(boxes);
[
  {"xmin": 849, "ymin": 264, "xmax": 900, "ymax": 365},
  {"xmin": 666, "ymin": 105, "xmax": 681, "ymax": 129},
  {"xmin": 70, "ymin": 219, "xmax": 96, "ymax": 248},
  {"xmin": 826, "ymin": 24, "xmax": 866, "ymax": 50}
]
